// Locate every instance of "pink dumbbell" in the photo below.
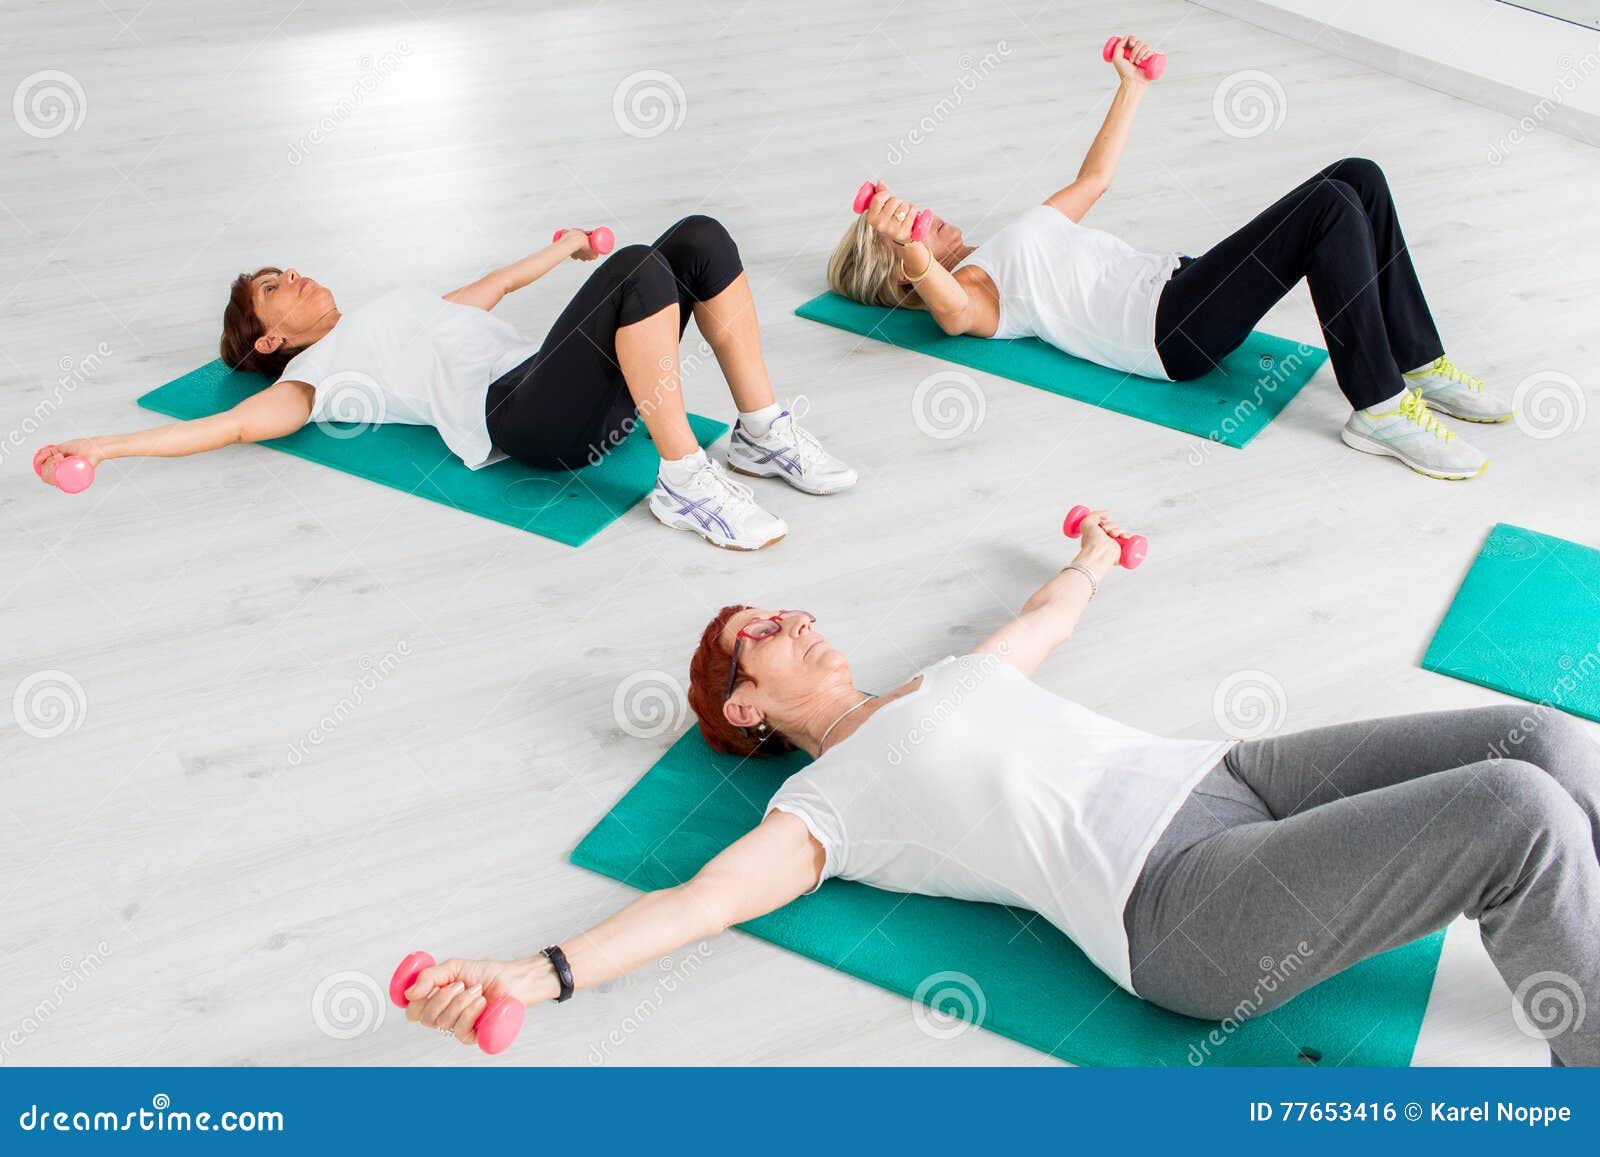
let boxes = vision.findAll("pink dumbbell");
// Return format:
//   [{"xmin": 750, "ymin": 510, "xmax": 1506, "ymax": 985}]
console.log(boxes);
[
  {"xmin": 853, "ymin": 180, "xmax": 933, "ymax": 242},
  {"xmin": 551, "ymin": 226, "xmax": 615, "ymax": 255},
  {"xmin": 33, "ymin": 445, "xmax": 95, "ymax": 494},
  {"xmin": 389, "ymin": 950, "xmax": 525, "ymax": 1056},
  {"xmin": 1064, "ymin": 504, "xmax": 1149, "ymax": 570},
  {"xmin": 1103, "ymin": 35, "xmax": 1167, "ymax": 81}
]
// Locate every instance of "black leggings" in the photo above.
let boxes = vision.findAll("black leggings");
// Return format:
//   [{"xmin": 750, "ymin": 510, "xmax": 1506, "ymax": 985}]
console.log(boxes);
[
  {"xmin": 1154, "ymin": 157, "xmax": 1444, "ymax": 410},
  {"xmin": 484, "ymin": 214, "xmax": 745, "ymax": 469}
]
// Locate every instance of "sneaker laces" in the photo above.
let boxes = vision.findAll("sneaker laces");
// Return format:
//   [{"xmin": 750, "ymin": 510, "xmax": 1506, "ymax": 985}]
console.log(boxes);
[
  {"xmin": 697, "ymin": 458, "xmax": 761, "ymax": 513},
  {"xmin": 758, "ymin": 412, "xmax": 828, "ymax": 471},
  {"xmin": 1400, "ymin": 388, "xmax": 1455, "ymax": 442},
  {"xmin": 1420, "ymin": 355, "xmax": 1485, "ymax": 393}
]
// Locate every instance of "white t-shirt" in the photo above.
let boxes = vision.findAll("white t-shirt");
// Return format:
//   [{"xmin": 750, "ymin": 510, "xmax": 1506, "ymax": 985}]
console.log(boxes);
[
  {"xmin": 278, "ymin": 288, "xmax": 539, "ymax": 469},
  {"xmin": 956, "ymin": 204, "xmax": 1180, "ymax": 380},
  {"xmin": 766, "ymin": 653, "xmax": 1234, "ymax": 992}
]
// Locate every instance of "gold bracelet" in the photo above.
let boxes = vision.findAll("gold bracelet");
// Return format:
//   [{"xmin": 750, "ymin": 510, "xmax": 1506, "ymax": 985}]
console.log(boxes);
[{"xmin": 902, "ymin": 247, "xmax": 934, "ymax": 284}]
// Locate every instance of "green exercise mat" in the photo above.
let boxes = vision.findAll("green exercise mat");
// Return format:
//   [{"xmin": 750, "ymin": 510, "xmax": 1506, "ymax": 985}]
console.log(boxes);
[
  {"xmin": 795, "ymin": 291, "xmax": 1327, "ymax": 448},
  {"xmin": 572, "ymin": 729, "xmax": 1445, "ymax": 1067},
  {"xmin": 137, "ymin": 361, "xmax": 728, "ymax": 548},
  {"xmin": 1423, "ymin": 523, "xmax": 1600, "ymax": 723}
]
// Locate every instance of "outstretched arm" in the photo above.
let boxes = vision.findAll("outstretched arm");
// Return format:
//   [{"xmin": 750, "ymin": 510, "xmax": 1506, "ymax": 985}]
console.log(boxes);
[
  {"xmin": 974, "ymin": 511, "xmax": 1128, "ymax": 678},
  {"xmin": 1044, "ymin": 35, "xmax": 1157, "ymax": 224},
  {"xmin": 444, "ymin": 229, "xmax": 605, "ymax": 312},
  {"xmin": 402, "ymin": 810, "xmax": 825, "ymax": 1045},
  {"xmin": 35, "ymin": 378, "xmax": 314, "ymax": 482}
]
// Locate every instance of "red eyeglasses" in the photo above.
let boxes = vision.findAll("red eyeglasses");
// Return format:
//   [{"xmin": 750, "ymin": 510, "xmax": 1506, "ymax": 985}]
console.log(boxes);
[{"xmin": 724, "ymin": 610, "xmax": 815, "ymax": 707}]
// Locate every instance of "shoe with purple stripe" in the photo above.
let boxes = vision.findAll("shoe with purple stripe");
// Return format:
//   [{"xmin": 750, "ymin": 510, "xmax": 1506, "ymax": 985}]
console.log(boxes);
[
  {"xmin": 648, "ymin": 458, "xmax": 788, "ymax": 551},
  {"xmin": 726, "ymin": 410, "xmax": 858, "ymax": 495}
]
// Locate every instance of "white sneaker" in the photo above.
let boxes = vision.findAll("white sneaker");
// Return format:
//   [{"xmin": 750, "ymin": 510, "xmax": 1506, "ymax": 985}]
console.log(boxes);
[
  {"xmin": 726, "ymin": 410, "xmax": 858, "ymax": 495},
  {"xmin": 1341, "ymin": 389, "xmax": 1488, "ymax": 480},
  {"xmin": 1404, "ymin": 355, "xmax": 1514, "ymax": 423},
  {"xmin": 648, "ymin": 458, "xmax": 788, "ymax": 550}
]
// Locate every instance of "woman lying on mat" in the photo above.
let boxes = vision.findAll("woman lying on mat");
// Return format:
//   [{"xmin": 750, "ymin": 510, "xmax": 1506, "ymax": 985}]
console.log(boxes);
[
  {"xmin": 827, "ymin": 35, "xmax": 1511, "ymax": 481},
  {"xmin": 35, "ymin": 215, "xmax": 852, "ymax": 550},
  {"xmin": 399, "ymin": 511, "xmax": 1599, "ymax": 1066}
]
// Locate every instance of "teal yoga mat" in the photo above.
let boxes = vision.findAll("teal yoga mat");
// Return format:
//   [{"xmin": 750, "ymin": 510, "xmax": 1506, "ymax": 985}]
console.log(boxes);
[
  {"xmin": 795, "ymin": 291, "xmax": 1327, "ymax": 448},
  {"xmin": 572, "ymin": 729, "xmax": 1446, "ymax": 1067},
  {"xmin": 137, "ymin": 361, "xmax": 728, "ymax": 548},
  {"xmin": 1423, "ymin": 523, "xmax": 1600, "ymax": 722}
]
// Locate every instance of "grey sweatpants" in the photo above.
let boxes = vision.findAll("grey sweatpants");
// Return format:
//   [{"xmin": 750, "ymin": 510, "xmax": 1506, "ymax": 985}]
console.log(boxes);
[{"xmin": 1122, "ymin": 705, "xmax": 1600, "ymax": 1066}]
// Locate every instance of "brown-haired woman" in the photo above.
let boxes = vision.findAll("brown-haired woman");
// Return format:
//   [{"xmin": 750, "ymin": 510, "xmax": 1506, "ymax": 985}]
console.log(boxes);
[
  {"xmin": 395, "ymin": 511, "xmax": 1599, "ymax": 1066},
  {"xmin": 35, "ymin": 216, "xmax": 855, "ymax": 550}
]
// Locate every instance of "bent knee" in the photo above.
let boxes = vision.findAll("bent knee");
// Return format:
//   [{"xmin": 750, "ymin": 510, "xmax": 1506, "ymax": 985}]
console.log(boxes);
[
  {"xmin": 612, "ymin": 245, "xmax": 674, "ymax": 288},
  {"xmin": 665, "ymin": 213, "xmax": 737, "ymax": 255},
  {"xmin": 1330, "ymin": 156, "xmax": 1387, "ymax": 191},
  {"xmin": 1480, "ymin": 759, "xmax": 1588, "ymax": 847}
]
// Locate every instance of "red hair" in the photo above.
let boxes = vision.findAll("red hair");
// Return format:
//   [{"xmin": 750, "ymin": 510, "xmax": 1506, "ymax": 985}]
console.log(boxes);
[{"xmin": 687, "ymin": 604, "xmax": 797, "ymax": 758}]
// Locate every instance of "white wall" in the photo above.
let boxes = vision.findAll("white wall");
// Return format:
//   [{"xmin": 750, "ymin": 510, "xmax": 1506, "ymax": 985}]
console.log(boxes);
[{"xmin": 1192, "ymin": 0, "xmax": 1600, "ymax": 146}]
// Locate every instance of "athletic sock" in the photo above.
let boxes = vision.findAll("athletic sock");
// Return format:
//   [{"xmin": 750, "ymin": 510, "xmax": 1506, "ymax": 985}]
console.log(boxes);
[
  {"xmin": 658, "ymin": 448, "xmax": 709, "ymax": 487},
  {"xmin": 737, "ymin": 402, "xmax": 783, "ymax": 438},
  {"xmin": 1363, "ymin": 389, "xmax": 1409, "ymax": 415}
]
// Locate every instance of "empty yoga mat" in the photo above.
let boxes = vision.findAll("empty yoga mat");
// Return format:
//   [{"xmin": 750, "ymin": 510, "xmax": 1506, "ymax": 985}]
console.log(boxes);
[
  {"xmin": 137, "ymin": 361, "xmax": 728, "ymax": 547},
  {"xmin": 795, "ymin": 292, "xmax": 1327, "ymax": 448},
  {"xmin": 573, "ymin": 729, "xmax": 1445, "ymax": 1067},
  {"xmin": 1423, "ymin": 523, "xmax": 1600, "ymax": 722}
]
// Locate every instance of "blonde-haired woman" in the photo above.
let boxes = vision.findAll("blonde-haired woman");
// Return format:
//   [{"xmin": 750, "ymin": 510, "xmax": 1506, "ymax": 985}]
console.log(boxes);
[{"xmin": 827, "ymin": 35, "xmax": 1511, "ymax": 481}]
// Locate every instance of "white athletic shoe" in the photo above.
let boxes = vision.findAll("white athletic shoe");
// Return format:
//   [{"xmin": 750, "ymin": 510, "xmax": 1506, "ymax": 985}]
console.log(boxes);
[
  {"xmin": 1341, "ymin": 389, "xmax": 1488, "ymax": 480},
  {"xmin": 648, "ymin": 457, "xmax": 788, "ymax": 550},
  {"xmin": 726, "ymin": 410, "xmax": 859, "ymax": 495},
  {"xmin": 1404, "ymin": 355, "xmax": 1514, "ymax": 423}
]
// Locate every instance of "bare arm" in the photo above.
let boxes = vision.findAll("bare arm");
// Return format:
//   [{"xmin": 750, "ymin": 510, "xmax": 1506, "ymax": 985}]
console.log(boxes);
[
  {"xmin": 974, "ymin": 512, "xmax": 1128, "ymax": 678},
  {"xmin": 403, "ymin": 810, "xmax": 825, "ymax": 1042},
  {"xmin": 444, "ymin": 229, "xmax": 602, "ymax": 312},
  {"xmin": 1044, "ymin": 36, "xmax": 1156, "ymax": 224},
  {"xmin": 37, "ymin": 379, "xmax": 314, "ymax": 480},
  {"xmin": 860, "ymin": 185, "xmax": 997, "ymax": 337}
]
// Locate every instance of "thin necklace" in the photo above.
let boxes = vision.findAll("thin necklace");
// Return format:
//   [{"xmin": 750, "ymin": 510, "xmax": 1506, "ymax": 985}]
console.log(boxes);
[{"xmin": 817, "ymin": 693, "xmax": 876, "ymax": 755}]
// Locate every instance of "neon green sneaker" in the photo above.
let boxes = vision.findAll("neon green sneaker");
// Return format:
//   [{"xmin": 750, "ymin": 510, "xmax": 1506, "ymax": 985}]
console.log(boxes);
[
  {"xmin": 1342, "ymin": 389, "xmax": 1488, "ymax": 480},
  {"xmin": 1404, "ymin": 356, "xmax": 1514, "ymax": 423}
]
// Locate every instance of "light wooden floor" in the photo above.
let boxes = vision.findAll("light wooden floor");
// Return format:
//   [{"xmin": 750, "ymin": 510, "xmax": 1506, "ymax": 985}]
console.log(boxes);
[{"xmin": 3, "ymin": 0, "xmax": 1596, "ymax": 1067}]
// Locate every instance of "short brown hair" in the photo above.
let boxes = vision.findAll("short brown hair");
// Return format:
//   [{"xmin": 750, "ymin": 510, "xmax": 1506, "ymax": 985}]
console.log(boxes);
[
  {"xmin": 687, "ymin": 604, "xmax": 797, "ymax": 758},
  {"xmin": 219, "ymin": 267, "xmax": 300, "ymax": 376}
]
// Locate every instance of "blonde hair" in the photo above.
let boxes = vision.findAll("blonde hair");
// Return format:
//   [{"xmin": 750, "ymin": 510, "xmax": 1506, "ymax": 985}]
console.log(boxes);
[{"xmin": 826, "ymin": 215, "xmax": 927, "ymax": 311}]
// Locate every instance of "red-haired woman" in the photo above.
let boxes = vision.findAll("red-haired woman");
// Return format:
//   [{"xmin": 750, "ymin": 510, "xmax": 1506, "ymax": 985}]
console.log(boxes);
[
  {"xmin": 34, "ymin": 216, "xmax": 854, "ymax": 550},
  {"xmin": 396, "ymin": 512, "xmax": 1599, "ymax": 1065}
]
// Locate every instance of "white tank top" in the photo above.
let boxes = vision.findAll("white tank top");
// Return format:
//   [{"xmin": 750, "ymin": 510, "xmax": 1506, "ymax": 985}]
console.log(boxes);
[
  {"xmin": 279, "ymin": 288, "xmax": 539, "ymax": 469},
  {"xmin": 766, "ymin": 653, "xmax": 1234, "ymax": 992},
  {"xmin": 956, "ymin": 204, "xmax": 1179, "ymax": 380}
]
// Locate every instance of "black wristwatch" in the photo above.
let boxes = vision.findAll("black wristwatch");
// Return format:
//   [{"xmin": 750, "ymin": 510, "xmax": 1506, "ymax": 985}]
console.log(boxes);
[{"xmin": 542, "ymin": 945, "xmax": 574, "ymax": 1002}]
